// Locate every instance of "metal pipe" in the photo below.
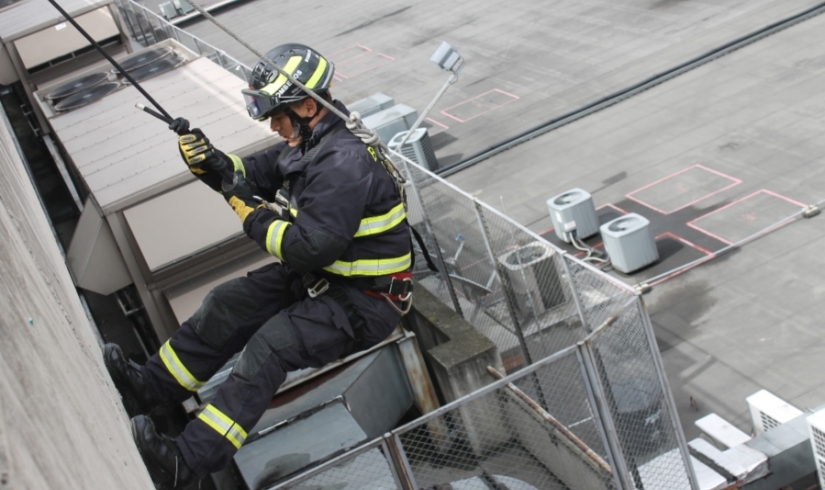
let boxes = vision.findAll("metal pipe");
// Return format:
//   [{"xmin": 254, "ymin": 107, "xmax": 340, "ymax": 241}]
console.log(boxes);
[
  {"xmin": 396, "ymin": 71, "xmax": 458, "ymax": 149},
  {"xmin": 396, "ymin": 332, "xmax": 450, "ymax": 452},
  {"xmin": 575, "ymin": 347, "xmax": 627, "ymax": 490},
  {"xmin": 559, "ymin": 254, "xmax": 591, "ymax": 333},
  {"xmin": 578, "ymin": 342, "xmax": 635, "ymax": 490},
  {"xmin": 473, "ymin": 198, "xmax": 534, "ymax": 367},
  {"xmin": 385, "ymin": 433, "xmax": 418, "ymax": 490},
  {"xmin": 637, "ymin": 297, "xmax": 701, "ymax": 490},
  {"xmin": 399, "ymin": 157, "xmax": 464, "ymax": 317}
]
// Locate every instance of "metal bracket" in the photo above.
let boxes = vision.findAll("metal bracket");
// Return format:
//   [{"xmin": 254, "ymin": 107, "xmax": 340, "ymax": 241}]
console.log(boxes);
[{"xmin": 803, "ymin": 205, "xmax": 821, "ymax": 219}]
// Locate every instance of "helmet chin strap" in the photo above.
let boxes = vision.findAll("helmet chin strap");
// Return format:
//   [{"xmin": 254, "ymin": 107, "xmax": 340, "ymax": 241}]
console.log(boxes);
[{"xmin": 286, "ymin": 107, "xmax": 315, "ymax": 141}]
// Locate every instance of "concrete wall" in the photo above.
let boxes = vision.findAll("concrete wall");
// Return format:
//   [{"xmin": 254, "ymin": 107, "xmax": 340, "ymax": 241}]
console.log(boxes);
[{"xmin": 0, "ymin": 110, "xmax": 153, "ymax": 488}]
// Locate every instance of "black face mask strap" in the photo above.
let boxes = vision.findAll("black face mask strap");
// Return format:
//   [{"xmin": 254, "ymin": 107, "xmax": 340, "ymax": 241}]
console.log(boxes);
[{"xmin": 285, "ymin": 106, "xmax": 315, "ymax": 141}]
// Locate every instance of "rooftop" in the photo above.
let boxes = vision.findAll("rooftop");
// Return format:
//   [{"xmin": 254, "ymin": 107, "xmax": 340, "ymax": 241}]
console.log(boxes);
[{"xmin": 179, "ymin": 0, "xmax": 825, "ymax": 441}]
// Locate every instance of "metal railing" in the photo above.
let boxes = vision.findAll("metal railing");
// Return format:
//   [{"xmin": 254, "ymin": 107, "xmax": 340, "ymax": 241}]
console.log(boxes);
[
  {"xmin": 266, "ymin": 160, "xmax": 698, "ymax": 489},
  {"xmin": 112, "ymin": 0, "xmax": 252, "ymax": 81}
]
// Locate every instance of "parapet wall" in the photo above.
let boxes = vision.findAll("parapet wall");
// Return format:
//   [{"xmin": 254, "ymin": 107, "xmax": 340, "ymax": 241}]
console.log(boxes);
[{"xmin": 0, "ymin": 109, "xmax": 153, "ymax": 489}]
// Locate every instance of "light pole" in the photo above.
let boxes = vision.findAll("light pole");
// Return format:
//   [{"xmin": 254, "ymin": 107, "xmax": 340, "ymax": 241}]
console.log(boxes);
[{"xmin": 396, "ymin": 41, "xmax": 465, "ymax": 148}]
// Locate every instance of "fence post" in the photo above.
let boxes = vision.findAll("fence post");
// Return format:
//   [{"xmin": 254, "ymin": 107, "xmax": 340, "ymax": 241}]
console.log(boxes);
[
  {"xmin": 383, "ymin": 433, "xmax": 418, "ymax": 490},
  {"xmin": 473, "ymin": 199, "xmax": 535, "ymax": 367},
  {"xmin": 399, "ymin": 158, "xmax": 464, "ymax": 318},
  {"xmin": 560, "ymin": 254, "xmax": 591, "ymax": 333},
  {"xmin": 129, "ymin": 2, "xmax": 149, "ymax": 46},
  {"xmin": 578, "ymin": 340, "xmax": 637, "ymax": 490},
  {"xmin": 637, "ymin": 297, "xmax": 700, "ymax": 490},
  {"xmin": 575, "ymin": 346, "xmax": 628, "ymax": 490}
]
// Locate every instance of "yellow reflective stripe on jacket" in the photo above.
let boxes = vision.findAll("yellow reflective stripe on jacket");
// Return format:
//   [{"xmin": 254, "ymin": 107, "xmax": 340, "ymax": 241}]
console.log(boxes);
[
  {"xmin": 265, "ymin": 220, "xmax": 291, "ymax": 260},
  {"xmin": 227, "ymin": 154, "xmax": 245, "ymax": 178},
  {"xmin": 289, "ymin": 207, "xmax": 298, "ymax": 218},
  {"xmin": 323, "ymin": 253, "xmax": 411, "ymax": 277},
  {"xmin": 354, "ymin": 203, "xmax": 406, "ymax": 238},
  {"xmin": 197, "ymin": 404, "xmax": 248, "ymax": 449},
  {"xmin": 159, "ymin": 340, "xmax": 204, "ymax": 392},
  {"xmin": 261, "ymin": 56, "xmax": 303, "ymax": 96},
  {"xmin": 305, "ymin": 57, "xmax": 328, "ymax": 90}
]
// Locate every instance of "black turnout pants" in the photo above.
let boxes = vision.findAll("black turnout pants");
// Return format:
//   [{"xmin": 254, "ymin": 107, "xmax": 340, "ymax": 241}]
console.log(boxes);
[{"xmin": 141, "ymin": 262, "xmax": 400, "ymax": 477}]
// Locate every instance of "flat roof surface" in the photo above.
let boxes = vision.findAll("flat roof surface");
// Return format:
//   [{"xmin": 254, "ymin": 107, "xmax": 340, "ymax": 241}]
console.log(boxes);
[
  {"xmin": 0, "ymin": 0, "xmax": 109, "ymax": 42},
  {"xmin": 176, "ymin": 0, "xmax": 825, "ymax": 440},
  {"xmin": 182, "ymin": 0, "xmax": 823, "ymax": 168},
  {"xmin": 48, "ymin": 55, "xmax": 273, "ymax": 213},
  {"xmin": 447, "ymin": 8, "xmax": 825, "ymax": 439}
]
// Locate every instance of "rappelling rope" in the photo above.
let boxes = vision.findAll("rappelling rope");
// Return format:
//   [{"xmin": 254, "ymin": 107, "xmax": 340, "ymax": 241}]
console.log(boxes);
[{"xmin": 183, "ymin": 0, "xmax": 408, "ymax": 194}]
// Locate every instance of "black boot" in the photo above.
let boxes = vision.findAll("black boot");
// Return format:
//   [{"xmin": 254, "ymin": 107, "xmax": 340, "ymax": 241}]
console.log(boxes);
[
  {"xmin": 104, "ymin": 343, "xmax": 161, "ymax": 417},
  {"xmin": 132, "ymin": 415, "xmax": 194, "ymax": 488}
]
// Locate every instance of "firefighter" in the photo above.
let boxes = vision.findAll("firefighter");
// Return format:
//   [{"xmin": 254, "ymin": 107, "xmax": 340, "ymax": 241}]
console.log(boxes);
[{"xmin": 104, "ymin": 43, "xmax": 412, "ymax": 487}]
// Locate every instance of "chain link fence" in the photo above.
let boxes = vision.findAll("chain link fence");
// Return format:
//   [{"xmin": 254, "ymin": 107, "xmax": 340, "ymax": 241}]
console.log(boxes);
[
  {"xmin": 112, "ymin": 0, "xmax": 252, "ymax": 81},
  {"xmin": 262, "ymin": 159, "xmax": 697, "ymax": 489}
]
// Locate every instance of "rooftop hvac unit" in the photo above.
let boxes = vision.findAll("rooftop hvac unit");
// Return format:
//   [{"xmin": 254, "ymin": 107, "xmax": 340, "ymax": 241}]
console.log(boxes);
[
  {"xmin": 175, "ymin": 0, "xmax": 195, "ymax": 14},
  {"xmin": 388, "ymin": 128, "xmax": 439, "ymax": 171},
  {"xmin": 362, "ymin": 104, "xmax": 417, "ymax": 144},
  {"xmin": 497, "ymin": 241, "xmax": 565, "ymax": 319},
  {"xmin": 601, "ymin": 213, "xmax": 658, "ymax": 274},
  {"xmin": 807, "ymin": 408, "xmax": 825, "ymax": 489},
  {"xmin": 159, "ymin": 2, "xmax": 178, "ymax": 19},
  {"xmin": 747, "ymin": 389, "xmax": 803, "ymax": 434},
  {"xmin": 348, "ymin": 93, "xmax": 395, "ymax": 118},
  {"xmin": 546, "ymin": 188, "xmax": 599, "ymax": 243}
]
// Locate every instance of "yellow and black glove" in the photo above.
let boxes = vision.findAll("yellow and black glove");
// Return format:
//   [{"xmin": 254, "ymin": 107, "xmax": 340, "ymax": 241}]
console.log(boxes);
[
  {"xmin": 170, "ymin": 117, "xmax": 227, "ymax": 192},
  {"xmin": 224, "ymin": 174, "xmax": 265, "ymax": 225}
]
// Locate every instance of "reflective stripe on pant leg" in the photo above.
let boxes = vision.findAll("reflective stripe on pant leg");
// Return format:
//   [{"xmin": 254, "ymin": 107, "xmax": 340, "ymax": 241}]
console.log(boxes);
[
  {"xmin": 197, "ymin": 404, "xmax": 248, "ymax": 449},
  {"xmin": 159, "ymin": 340, "xmax": 205, "ymax": 392}
]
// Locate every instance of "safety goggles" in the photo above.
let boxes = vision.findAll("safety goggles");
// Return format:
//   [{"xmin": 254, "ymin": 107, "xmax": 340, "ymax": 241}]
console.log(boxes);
[{"xmin": 241, "ymin": 89, "xmax": 282, "ymax": 121}]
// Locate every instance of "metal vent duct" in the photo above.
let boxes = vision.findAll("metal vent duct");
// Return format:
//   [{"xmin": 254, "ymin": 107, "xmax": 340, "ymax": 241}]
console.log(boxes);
[
  {"xmin": 347, "ymin": 92, "xmax": 394, "ymax": 118},
  {"xmin": 362, "ymin": 103, "xmax": 417, "ymax": 144}
]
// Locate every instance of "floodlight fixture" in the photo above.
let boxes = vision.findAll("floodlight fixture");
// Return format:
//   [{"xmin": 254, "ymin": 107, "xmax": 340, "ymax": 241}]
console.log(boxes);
[
  {"xmin": 429, "ymin": 41, "xmax": 465, "ymax": 74},
  {"xmin": 397, "ymin": 41, "xmax": 466, "ymax": 149}
]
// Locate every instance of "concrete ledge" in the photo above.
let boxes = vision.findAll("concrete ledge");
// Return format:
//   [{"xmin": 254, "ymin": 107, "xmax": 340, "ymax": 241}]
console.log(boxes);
[{"xmin": 404, "ymin": 284, "xmax": 509, "ymax": 454}]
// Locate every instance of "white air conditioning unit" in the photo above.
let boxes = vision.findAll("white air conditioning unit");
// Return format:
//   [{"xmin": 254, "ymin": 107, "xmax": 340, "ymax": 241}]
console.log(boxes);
[
  {"xmin": 388, "ymin": 128, "xmax": 439, "ymax": 171},
  {"xmin": 747, "ymin": 389, "xmax": 803, "ymax": 434},
  {"xmin": 807, "ymin": 408, "xmax": 825, "ymax": 489}
]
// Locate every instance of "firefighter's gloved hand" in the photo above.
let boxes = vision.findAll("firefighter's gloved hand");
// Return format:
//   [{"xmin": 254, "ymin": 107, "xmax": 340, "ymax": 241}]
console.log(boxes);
[
  {"xmin": 224, "ymin": 174, "xmax": 265, "ymax": 224},
  {"xmin": 176, "ymin": 128, "xmax": 228, "ymax": 192}
]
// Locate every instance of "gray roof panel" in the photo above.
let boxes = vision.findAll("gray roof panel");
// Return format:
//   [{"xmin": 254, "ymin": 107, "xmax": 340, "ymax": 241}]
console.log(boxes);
[
  {"xmin": 0, "ymin": 0, "xmax": 110, "ymax": 43},
  {"xmin": 49, "ymin": 57, "xmax": 272, "ymax": 213}
]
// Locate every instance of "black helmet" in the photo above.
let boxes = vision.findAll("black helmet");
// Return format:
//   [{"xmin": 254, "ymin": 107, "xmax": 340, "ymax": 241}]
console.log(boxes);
[{"xmin": 242, "ymin": 43, "xmax": 334, "ymax": 121}]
